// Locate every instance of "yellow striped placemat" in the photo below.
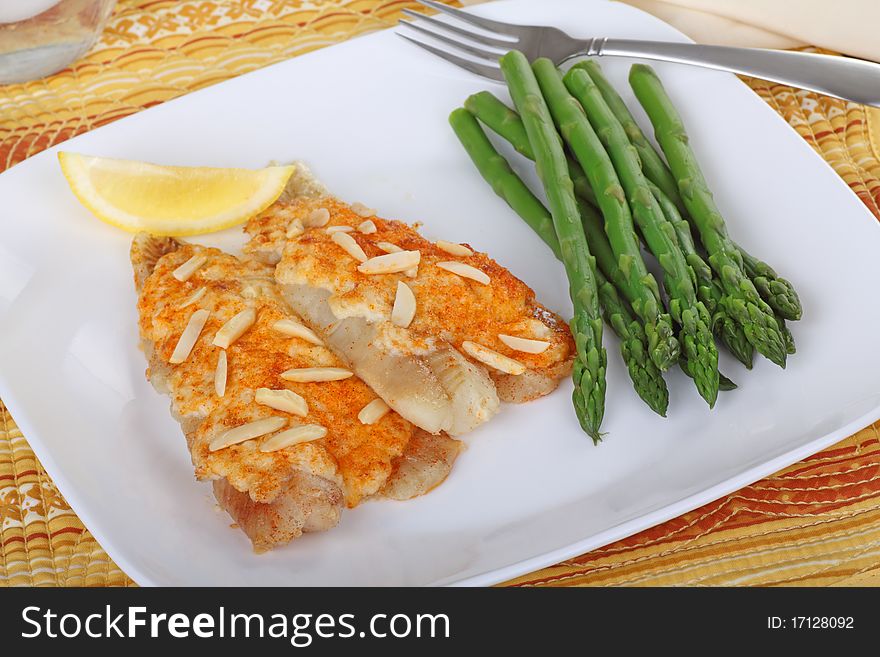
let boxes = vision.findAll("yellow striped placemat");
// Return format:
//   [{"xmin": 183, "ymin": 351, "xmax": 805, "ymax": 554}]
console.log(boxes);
[
  {"xmin": 747, "ymin": 49, "xmax": 880, "ymax": 220},
  {"xmin": 1, "ymin": 2, "xmax": 879, "ymax": 587}
]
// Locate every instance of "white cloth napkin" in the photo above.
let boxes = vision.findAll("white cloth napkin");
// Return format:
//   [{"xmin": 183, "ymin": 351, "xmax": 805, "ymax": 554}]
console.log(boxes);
[{"xmin": 617, "ymin": 0, "xmax": 880, "ymax": 62}]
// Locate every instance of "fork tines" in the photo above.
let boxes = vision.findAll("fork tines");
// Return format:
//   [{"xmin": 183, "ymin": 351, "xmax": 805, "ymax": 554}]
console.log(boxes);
[{"xmin": 397, "ymin": 0, "xmax": 522, "ymax": 82}]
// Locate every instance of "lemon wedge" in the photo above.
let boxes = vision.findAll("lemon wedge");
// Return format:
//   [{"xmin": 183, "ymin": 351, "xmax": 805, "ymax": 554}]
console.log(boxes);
[{"xmin": 58, "ymin": 152, "xmax": 295, "ymax": 236}]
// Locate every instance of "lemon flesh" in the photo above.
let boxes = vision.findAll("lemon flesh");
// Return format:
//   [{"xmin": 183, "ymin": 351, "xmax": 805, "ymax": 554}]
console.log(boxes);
[{"xmin": 59, "ymin": 152, "xmax": 295, "ymax": 236}]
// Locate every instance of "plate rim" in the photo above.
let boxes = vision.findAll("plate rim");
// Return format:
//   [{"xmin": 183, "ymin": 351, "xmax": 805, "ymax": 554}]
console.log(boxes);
[{"xmin": 450, "ymin": 406, "xmax": 880, "ymax": 586}]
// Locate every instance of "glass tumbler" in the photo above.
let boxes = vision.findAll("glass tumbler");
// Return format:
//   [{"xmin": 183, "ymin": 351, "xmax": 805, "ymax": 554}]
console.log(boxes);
[{"xmin": 0, "ymin": 0, "xmax": 117, "ymax": 84}]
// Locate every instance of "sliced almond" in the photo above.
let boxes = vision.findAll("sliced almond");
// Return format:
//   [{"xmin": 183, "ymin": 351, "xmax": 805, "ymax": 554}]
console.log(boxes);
[
  {"xmin": 375, "ymin": 242, "xmax": 417, "ymax": 276},
  {"xmin": 286, "ymin": 218, "xmax": 305, "ymax": 238},
  {"xmin": 255, "ymin": 387, "xmax": 308, "ymax": 417},
  {"xmin": 214, "ymin": 350, "xmax": 227, "ymax": 397},
  {"xmin": 209, "ymin": 416, "xmax": 287, "ymax": 452},
  {"xmin": 169, "ymin": 309, "xmax": 210, "ymax": 364},
  {"xmin": 172, "ymin": 254, "xmax": 207, "ymax": 282},
  {"xmin": 358, "ymin": 399, "xmax": 390, "ymax": 425},
  {"xmin": 357, "ymin": 250, "xmax": 420, "ymax": 275},
  {"xmin": 260, "ymin": 424, "xmax": 327, "ymax": 452},
  {"xmin": 326, "ymin": 225, "xmax": 354, "ymax": 234},
  {"xmin": 436, "ymin": 240, "xmax": 473, "ymax": 257},
  {"xmin": 462, "ymin": 340, "xmax": 526, "ymax": 375},
  {"xmin": 212, "ymin": 308, "xmax": 256, "ymax": 349},
  {"xmin": 358, "ymin": 220, "xmax": 377, "ymax": 234},
  {"xmin": 437, "ymin": 261, "xmax": 490, "ymax": 285},
  {"xmin": 177, "ymin": 286, "xmax": 206, "ymax": 309},
  {"xmin": 391, "ymin": 281, "xmax": 416, "ymax": 328},
  {"xmin": 281, "ymin": 367, "xmax": 354, "ymax": 382},
  {"xmin": 272, "ymin": 319, "xmax": 323, "ymax": 345},
  {"xmin": 351, "ymin": 202, "xmax": 375, "ymax": 217},
  {"xmin": 376, "ymin": 241, "xmax": 402, "ymax": 253},
  {"xmin": 498, "ymin": 334, "xmax": 551, "ymax": 354},
  {"xmin": 305, "ymin": 207, "xmax": 331, "ymax": 227},
  {"xmin": 332, "ymin": 231, "xmax": 368, "ymax": 262}
]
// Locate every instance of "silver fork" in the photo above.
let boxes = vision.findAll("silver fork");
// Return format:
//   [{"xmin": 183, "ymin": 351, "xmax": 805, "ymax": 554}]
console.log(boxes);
[{"xmin": 398, "ymin": 0, "xmax": 880, "ymax": 108}]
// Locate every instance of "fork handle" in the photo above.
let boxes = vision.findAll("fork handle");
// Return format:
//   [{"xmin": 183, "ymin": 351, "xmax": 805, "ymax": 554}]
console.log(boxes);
[{"xmin": 580, "ymin": 39, "xmax": 880, "ymax": 107}]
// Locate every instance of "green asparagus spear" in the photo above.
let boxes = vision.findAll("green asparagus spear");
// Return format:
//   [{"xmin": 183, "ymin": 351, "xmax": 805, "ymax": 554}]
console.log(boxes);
[
  {"xmin": 499, "ymin": 51, "xmax": 607, "ymax": 441},
  {"xmin": 564, "ymin": 65, "xmax": 719, "ymax": 406},
  {"xmin": 448, "ymin": 108, "xmax": 560, "ymax": 258},
  {"xmin": 572, "ymin": 60, "xmax": 684, "ymax": 214},
  {"xmin": 629, "ymin": 63, "xmax": 788, "ymax": 368},
  {"xmin": 649, "ymin": 182, "xmax": 755, "ymax": 368},
  {"xmin": 578, "ymin": 60, "xmax": 802, "ymax": 323},
  {"xmin": 719, "ymin": 372, "xmax": 739, "ymax": 391},
  {"xmin": 528, "ymin": 57, "xmax": 679, "ymax": 373},
  {"xmin": 595, "ymin": 267, "xmax": 669, "ymax": 415},
  {"xmin": 777, "ymin": 314, "xmax": 797, "ymax": 355},
  {"xmin": 679, "ymin": 357, "xmax": 738, "ymax": 391},
  {"xmin": 739, "ymin": 247, "xmax": 802, "ymax": 321},
  {"xmin": 464, "ymin": 91, "xmax": 533, "ymax": 159},
  {"xmin": 578, "ymin": 198, "xmax": 628, "ymax": 289},
  {"xmin": 465, "ymin": 91, "xmax": 598, "ymax": 206}
]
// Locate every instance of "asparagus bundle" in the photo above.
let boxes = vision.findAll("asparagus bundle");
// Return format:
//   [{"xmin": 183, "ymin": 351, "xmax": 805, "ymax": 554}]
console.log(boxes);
[
  {"xmin": 629, "ymin": 63, "xmax": 789, "ymax": 367},
  {"xmin": 576, "ymin": 60, "xmax": 802, "ymax": 324},
  {"xmin": 497, "ymin": 51, "xmax": 607, "ymax": 441},
  {"xmin": 465, "ymin": 91, "xmax": 760, "ymax": 368},
  {"xmin": 463, "ymin": 91, "xmax": 754, "ymax": 369},
  {"xmin": 449, "ymin": 104, "xmax": 744, "ymax": 414},
  {"xmin": 449, "ymin": 107, "xmax": 668, "ymax": 416},
  {"xmin": 447, "ymin": 52, "xmax": 802, "ymax": 432},
  {"xmin": 563, "ymin": 65, "xmax": 719, "ymax": 407},
  {"xmin": 527, "ymin": 58, "xmax": 679, "ymax": 373}
]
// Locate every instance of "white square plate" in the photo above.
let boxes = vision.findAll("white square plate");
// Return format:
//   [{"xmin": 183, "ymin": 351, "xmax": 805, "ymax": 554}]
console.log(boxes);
[{"xmin": 1, "ymin": 0, "xmax": 879, "ymax": 586}]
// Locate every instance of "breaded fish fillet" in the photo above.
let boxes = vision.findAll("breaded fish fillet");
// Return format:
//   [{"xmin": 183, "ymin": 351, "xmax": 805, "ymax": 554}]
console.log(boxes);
[
  {"xmin": 132, "ymin": 234, "xmax": 458, "ymax": 551},
  {"xmin": 244, "ymin": 197, "xmax": 575, "ymax": 436}
]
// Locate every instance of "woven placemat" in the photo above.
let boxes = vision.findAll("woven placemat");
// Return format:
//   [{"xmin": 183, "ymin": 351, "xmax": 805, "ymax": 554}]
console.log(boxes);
[{"xmin": 2, "ymin": 1, "xmax": 879, "ymax": 587}]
